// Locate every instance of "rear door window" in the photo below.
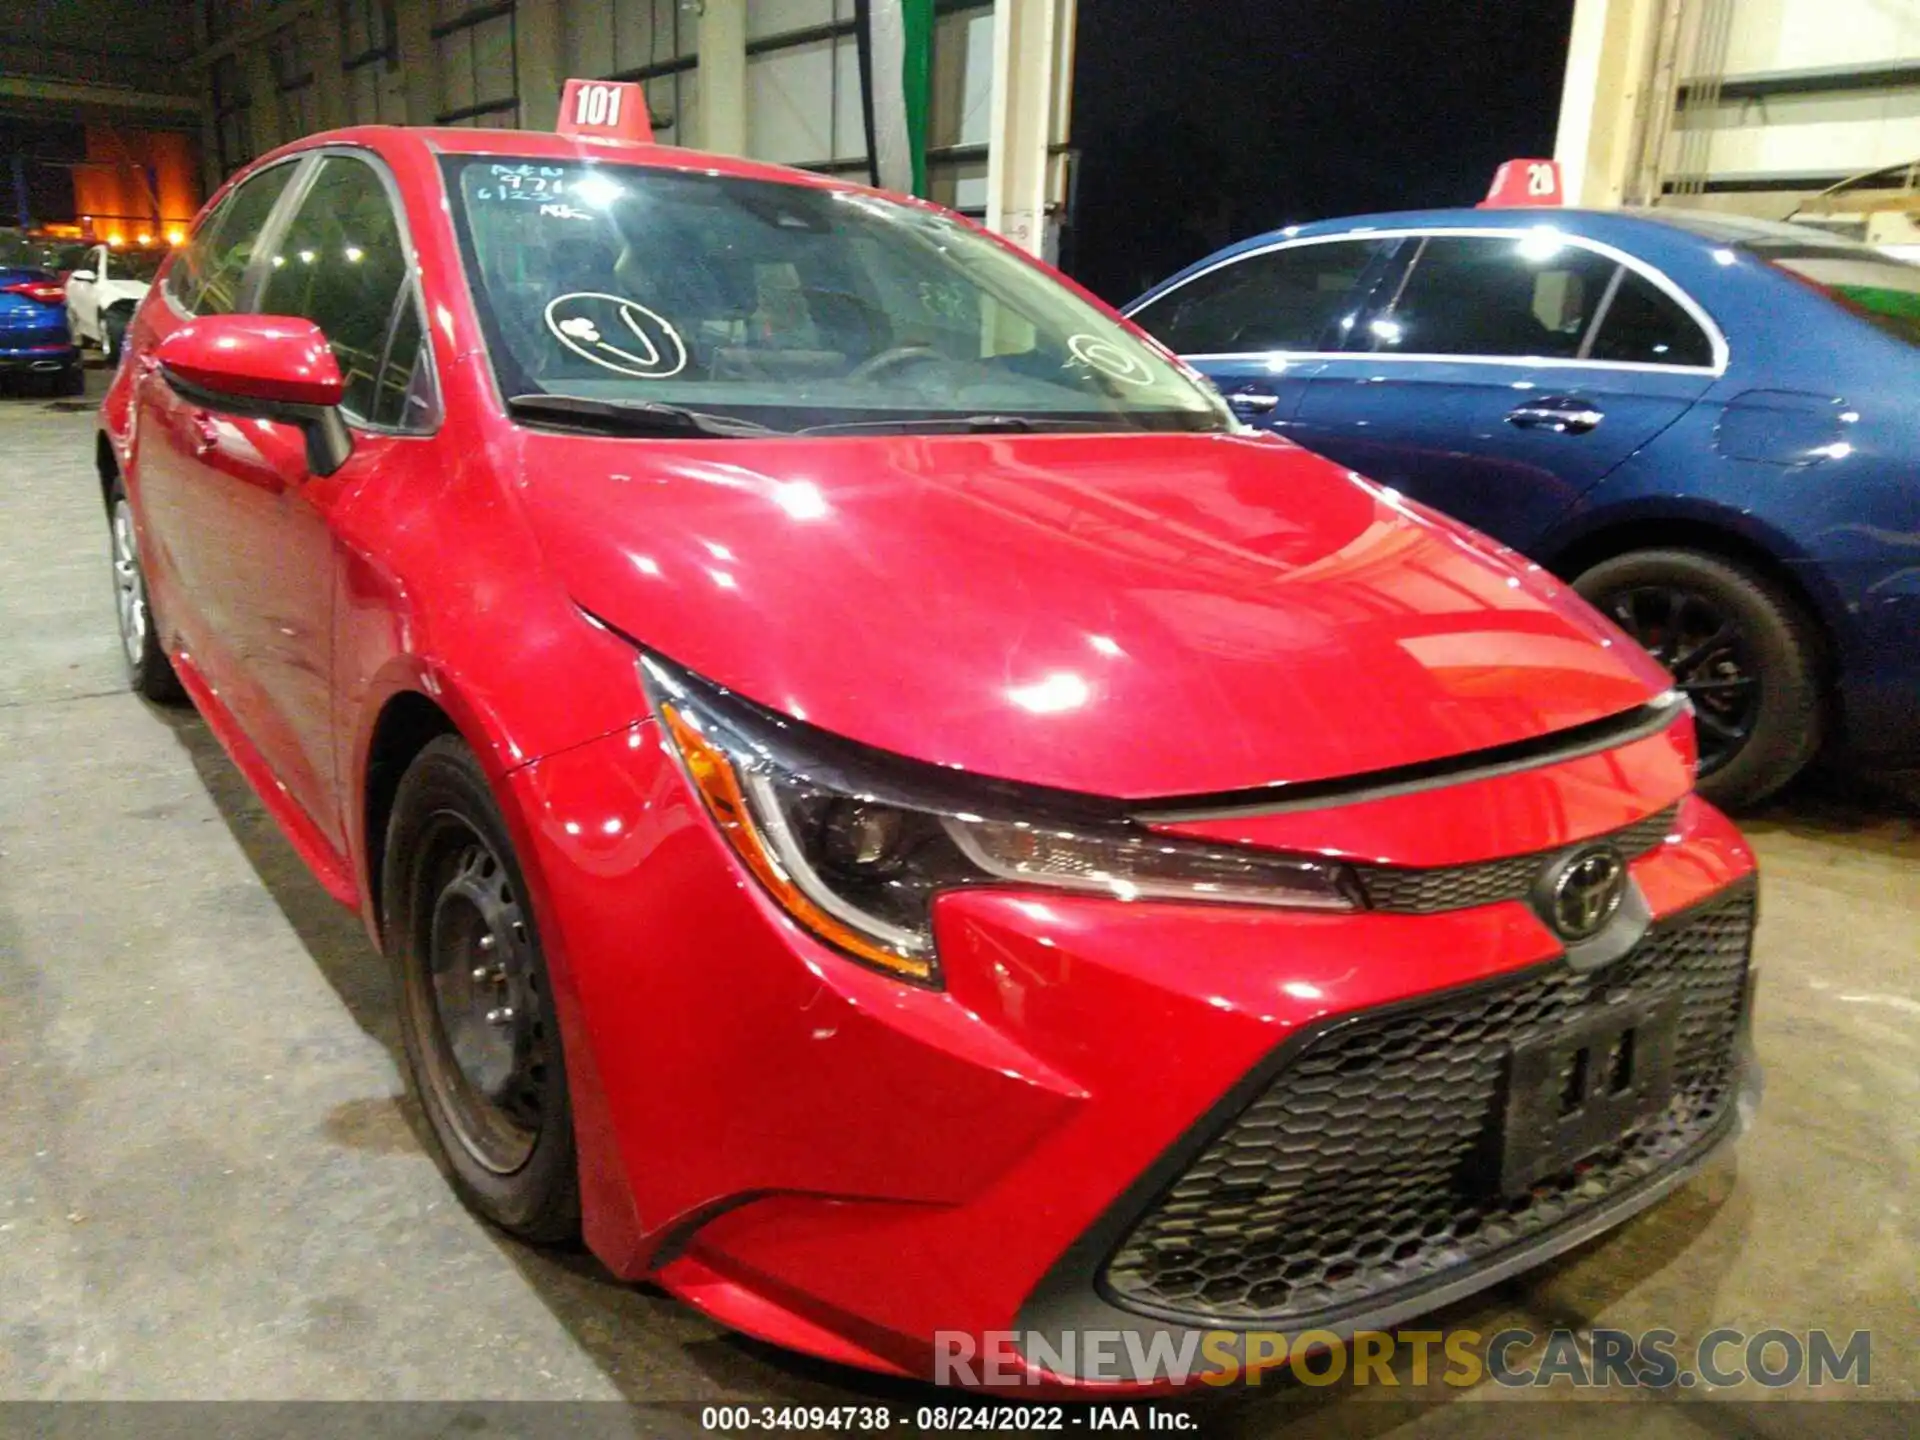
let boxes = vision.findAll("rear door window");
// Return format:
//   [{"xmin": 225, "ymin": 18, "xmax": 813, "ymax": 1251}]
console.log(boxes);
[{"xmin": 1131, "ymin": 239, "xmax": 1392, "ymax": 355}]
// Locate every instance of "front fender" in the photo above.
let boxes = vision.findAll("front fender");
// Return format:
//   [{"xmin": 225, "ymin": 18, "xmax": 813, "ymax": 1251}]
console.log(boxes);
[{"xmin": 337, "ymin": 617, "xmax": 645, "ymax": 941}]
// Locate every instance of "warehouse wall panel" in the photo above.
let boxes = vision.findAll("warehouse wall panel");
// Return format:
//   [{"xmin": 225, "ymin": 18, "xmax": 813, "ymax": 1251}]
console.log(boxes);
[
  {"xmin": 558, "ymin": 0, "xmax": 697, "ymax": 144},
  {"xmin": 178, "ymin": 0, "xmax": 1077, "ymax": 248},
  {"xmin": 927, "ymin": 1, "xmax": 993, "ymax": 210},
  {"xmin": 1719, "ymin": 0, "xmax": 1920, "ymax": 73},
  {"xmin": 1562, "ymin": 0, "xmax": 1920, "ymax": 208},
  {"xmin": 741, "ymin": 0, "xmax": 863, "ymax": 171}
]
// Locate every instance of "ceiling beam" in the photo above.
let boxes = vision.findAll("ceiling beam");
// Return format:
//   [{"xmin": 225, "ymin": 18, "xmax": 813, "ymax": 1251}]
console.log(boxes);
[{"xmin": 0, "ymin": 73, "xmax": 200, "ymax": 116}]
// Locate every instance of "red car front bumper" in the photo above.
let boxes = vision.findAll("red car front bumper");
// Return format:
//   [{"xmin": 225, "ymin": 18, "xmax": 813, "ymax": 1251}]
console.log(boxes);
[{"xmin": 504, "ymin": 718, "xmax": 1757, "ymax": 1392}]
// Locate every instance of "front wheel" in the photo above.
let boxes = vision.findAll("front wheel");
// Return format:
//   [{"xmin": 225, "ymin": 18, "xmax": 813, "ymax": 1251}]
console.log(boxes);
[
  {"xmin": 383, "ymin": 736, "xmax": 580, "ymax": 1242},
  {"xmin": 109, "ymin": 483, "xmax": 185, "ymax": 702},
  {"xmin": 1574, "ymin": 548, "xmax": 1822, "ymax": 808}
]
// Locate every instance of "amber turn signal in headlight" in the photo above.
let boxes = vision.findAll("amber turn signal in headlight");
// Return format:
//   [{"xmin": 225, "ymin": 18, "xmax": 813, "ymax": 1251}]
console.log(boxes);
[{"xmin": 658, "ymin": 701, "xmax": 939, "ymax": 983}]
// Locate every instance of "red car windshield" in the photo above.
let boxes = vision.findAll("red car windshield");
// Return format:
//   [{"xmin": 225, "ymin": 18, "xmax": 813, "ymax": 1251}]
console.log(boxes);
[
  {"xmin": 444, "ymin": 157, "xmax": 1229, "ymax": 435},
  {"xmin": 1752, "ymin": 241, "xmax": 1920, "ymax": 348}
]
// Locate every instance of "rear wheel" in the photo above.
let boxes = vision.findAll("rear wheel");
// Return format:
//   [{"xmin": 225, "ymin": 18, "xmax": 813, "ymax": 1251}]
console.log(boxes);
[
  {"xmin": 1574, "ymin": 548, "xmax": 1822, "ymax": 808},
  {"xmin": 109, "ymin": 482, "xmax": 185, "ymax": 702},
  {"xmin": 102, "ymin": 309, "xmax": 130, "ymax": 367},
  {"xmin": 56, "ymin": 362, "xmax": 85, "ymax": 397},
  {"xmin": 383, "ymin": 736, "xmax": 580, "ymax": 1242}
]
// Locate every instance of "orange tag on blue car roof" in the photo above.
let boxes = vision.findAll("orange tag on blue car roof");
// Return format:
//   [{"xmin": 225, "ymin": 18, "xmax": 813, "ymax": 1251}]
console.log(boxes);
[
  {"xmin": 1479, "ymin": 158, "xmax": 1564, "ymax": 208},
  {"xmin": 557, "ymin": 79, "xmax": 653, "ymax": 144}
]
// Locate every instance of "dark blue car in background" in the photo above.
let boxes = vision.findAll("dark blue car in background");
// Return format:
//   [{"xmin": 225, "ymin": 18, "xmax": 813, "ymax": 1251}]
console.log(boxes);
[
  {"xmin": 0, "ymin": 250, "xmax": 83, "ymax": 397},
  {"xmin": 1128, "ymin": 209, "xmax": 1920, "ymax": 806}
]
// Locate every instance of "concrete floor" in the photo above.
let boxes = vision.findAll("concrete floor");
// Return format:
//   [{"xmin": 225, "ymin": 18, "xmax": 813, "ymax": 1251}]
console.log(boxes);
[{"xmin": 0, "ymin": 369, "xmax": 1913, "ymax": 1437}]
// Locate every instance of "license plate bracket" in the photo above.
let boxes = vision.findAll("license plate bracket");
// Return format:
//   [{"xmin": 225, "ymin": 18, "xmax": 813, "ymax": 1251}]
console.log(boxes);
[{"xmin": 1500, "ymin": 997, "xmax": 1680, "ymax": 1195}]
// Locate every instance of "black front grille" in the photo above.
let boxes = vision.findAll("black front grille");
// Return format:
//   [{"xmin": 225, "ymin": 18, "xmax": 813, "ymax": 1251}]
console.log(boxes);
[
  {"xmin": 1099, "ymin": 885, "xmax": 1753, "ymax": 1328},
  {"xmin": 1354, "ymin": 804, "xmax": 1680, "ymax": 914}
]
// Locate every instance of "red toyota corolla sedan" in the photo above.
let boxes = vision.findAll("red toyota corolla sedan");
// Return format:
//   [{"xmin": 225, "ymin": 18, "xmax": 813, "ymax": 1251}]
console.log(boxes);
[{"xmin": 96, "ymin": 112, "xmax": 1759, "ymax": 1390}]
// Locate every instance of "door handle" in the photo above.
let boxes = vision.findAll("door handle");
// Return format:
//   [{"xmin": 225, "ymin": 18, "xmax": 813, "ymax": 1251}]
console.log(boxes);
[
  {"xmin": 1506, "ymin": 398, "xmax": 1603, "ymax": 434},
  {"xmin": 1226, "ymin": 389, "xmax": 1281, "ymax": 415},
  {"xmin": 191, "ymin": 411, "xmax": 220, "ymax": 455}
]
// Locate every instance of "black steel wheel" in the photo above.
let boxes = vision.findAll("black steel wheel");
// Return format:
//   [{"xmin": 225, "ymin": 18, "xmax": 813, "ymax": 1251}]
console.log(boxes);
[
  {"xmin": 1575, "ymin": 548, "xmax": 1822, "ymax": 808},
  {"xmin": 384, "ymin": 736, "xmax": 579, "ymax": 1241}
]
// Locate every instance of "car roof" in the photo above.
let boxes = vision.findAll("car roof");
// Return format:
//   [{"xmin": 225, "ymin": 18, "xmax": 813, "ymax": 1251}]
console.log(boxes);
[
  {"xmin": 260, "ymin": 124, "xmax": 866, "ymax": 196},
  {"xmin": 1195, "ymin": 204, "xmax": 1877, "ymax": 259},
  {"xmin": 1134, "ymin": 203, "xmax": 1905, "ymax": 308}
]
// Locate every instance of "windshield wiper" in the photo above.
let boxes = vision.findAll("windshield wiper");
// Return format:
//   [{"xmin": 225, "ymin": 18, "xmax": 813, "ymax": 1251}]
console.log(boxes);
[
  {"xmin": 506, "ymin": 393, "xmax": 782, "ymax": 439},
  {"xmin": 798, "ymin": 414, "xmax": 1119, "ymax": 437}
]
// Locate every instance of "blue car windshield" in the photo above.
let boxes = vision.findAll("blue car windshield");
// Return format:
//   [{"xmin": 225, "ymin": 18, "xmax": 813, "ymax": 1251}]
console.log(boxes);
[{"xmin": 444, "ymin": 157, "xmax": 1230, "ymax": 435}]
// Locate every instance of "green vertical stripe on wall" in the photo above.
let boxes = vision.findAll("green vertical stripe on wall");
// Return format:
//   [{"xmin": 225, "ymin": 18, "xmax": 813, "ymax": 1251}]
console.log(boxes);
[{"xmin": 901, "ymin": 0, "xmax": 934, "ymax": 197}]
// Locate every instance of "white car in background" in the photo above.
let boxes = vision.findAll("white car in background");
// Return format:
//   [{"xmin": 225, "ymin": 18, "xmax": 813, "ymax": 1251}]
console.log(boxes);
[{"xmin": 65, "ymin": 244, "xmax": 165, "ymax": 364}]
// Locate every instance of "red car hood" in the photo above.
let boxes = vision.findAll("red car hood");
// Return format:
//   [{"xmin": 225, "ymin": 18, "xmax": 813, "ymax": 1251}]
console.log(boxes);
[{"xmin": 516, "ymin": 429, "xmax": 1669, "ymax": 799}]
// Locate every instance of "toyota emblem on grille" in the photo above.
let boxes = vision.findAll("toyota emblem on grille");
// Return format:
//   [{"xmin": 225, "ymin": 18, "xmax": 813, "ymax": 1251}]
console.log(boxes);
[{"xmin": 1543, "ymin": 847, "xmax": 1627, "ymax": 941}]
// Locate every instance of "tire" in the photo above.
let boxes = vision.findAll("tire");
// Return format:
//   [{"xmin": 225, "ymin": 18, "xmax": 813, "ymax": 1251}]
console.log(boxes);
[
  {"xmin": 1574, "ymin": 548, "xmax": 1822, "ymax": 809},
  {"xmin": 108, "ymin": 482, "xmax": 186, "ymax": 702},
  {"xmin": 56, "ymin": 362, "xmax": 86, "ymax": 397},
  {"xmin": 102, "ymin": 310, "xmax": 129, "ymax": 368},
  {"xmin": 383, "ymin": 736, "xmax": 580, "ymax": 1242}
]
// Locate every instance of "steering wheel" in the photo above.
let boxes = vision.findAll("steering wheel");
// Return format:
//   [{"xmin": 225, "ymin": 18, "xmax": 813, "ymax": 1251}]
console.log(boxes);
[{"xmin": 845, "ymin": 344, "xmax": 946, "ymax": 385}]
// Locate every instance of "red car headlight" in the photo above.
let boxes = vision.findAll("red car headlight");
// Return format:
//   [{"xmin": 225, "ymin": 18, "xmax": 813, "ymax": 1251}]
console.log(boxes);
[{"xmin": 640, "ymin": 652, "xmax": 1359, "ymax": 987}]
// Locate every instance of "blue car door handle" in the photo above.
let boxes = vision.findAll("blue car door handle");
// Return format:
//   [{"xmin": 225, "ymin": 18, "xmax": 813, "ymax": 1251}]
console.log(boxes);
[
  {"xmin": 1506, "ymin": 397, "xmax": 1604, "ymax": 434},
  {"xmin": 1225, "ymin": 389, "xmax": 1281, "ymax": 415}
]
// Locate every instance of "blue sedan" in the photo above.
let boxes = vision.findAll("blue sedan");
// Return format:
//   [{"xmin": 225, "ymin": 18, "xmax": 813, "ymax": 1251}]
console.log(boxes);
[
  {"xmin": 0, "ymin": 262, "xmax": 83, "ymax": 396},
  {"xmin": 1127, "ymin": 208, "xmax": 1920, "ymax": 806}
]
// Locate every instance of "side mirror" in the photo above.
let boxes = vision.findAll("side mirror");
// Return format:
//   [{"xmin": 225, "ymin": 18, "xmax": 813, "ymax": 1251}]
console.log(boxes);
[
  {"xmin": 155, "ymin": 314, "xmax": 353, "ymax": 476},
  {"xmin": 69, "ymin": 269, "xmax": 96, "ymax": 284}
]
